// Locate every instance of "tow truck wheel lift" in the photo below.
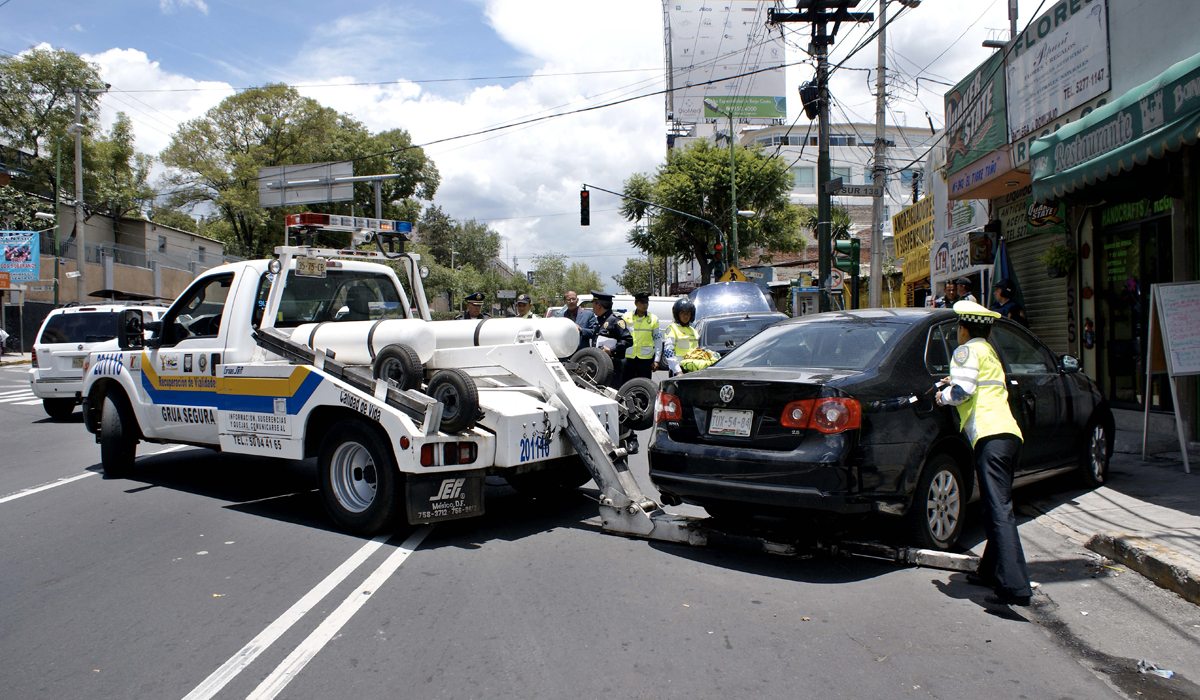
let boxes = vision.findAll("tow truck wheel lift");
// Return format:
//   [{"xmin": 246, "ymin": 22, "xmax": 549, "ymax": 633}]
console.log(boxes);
[{"xmin": 261, "ymin": 214, "xmax": 979, "ymax": 575}]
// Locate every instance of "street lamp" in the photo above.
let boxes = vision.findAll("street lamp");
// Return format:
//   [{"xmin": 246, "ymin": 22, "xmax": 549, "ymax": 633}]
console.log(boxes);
[{"xmin": 703, "ymin": 99, "xmax": 741, "ymax": 270}]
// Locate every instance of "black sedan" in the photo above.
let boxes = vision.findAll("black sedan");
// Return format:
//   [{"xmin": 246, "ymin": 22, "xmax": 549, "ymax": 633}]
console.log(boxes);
[{"xmin": 648, "ymin": 308, "xmax": 1114, "ymax": 550}]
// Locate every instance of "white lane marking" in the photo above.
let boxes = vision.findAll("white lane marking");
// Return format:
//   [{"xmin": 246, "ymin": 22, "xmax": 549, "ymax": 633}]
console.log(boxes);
[
  {"xmin": 14, "ymin": 399, "xmax": 43, "ymax": 406},
  {"xmin": 0, "ymin": 389, "xmax": 34, "ymax": 398},
  {"xmin": 148, "ymin": 445, "xmax": 189, "ymax": 455},
  {"xmin": 246, "ymin": 527, "xmax": 432, "ymax": 700},
  {"xmin": 0, "ymin": 473, "xmax": 96, "ymax": 504},
  {"xmin": 181, "ymin": 534, "xmax": 394, "ymax": 700}
]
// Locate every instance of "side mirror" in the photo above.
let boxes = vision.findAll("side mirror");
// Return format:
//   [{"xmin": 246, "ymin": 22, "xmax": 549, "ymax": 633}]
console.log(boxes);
[
  {"xmin": 1059, "ymin": 354, "xmax": 1081, "ymax": 373},
  {"xmin": 144, "ymin": 320, "xmax": 163, "ymax": 349},
  {"xmin": 118, "ymin": 309, "xmax": 145, "ymax": 350}
]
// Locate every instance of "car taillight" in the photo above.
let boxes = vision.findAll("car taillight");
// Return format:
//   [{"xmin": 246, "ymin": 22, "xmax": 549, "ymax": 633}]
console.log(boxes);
[
  {"xmin": 779, "ymin": 397, "xmax": 861, "ymax": 434},
  {"xmin": 31, "ymin": 348, "xmax": 37, "ymax": 367},
  {"xmin": 420, "ymin": 441, "xmax": 477, "ymax": 466},
  {"xmin": 656, "ymin": 391, "xmax": 683, "ymax": 422}
]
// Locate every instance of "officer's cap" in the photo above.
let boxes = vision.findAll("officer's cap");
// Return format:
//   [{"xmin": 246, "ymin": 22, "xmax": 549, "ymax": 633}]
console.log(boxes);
[
  {"xmin": 953, "ymin": 277, "xmax": 972, "ymax": 287},
  {"xmin": 464, "ymin": 291, "xmax": 485, "ymax": 304},
  {"xmin": 633, "ymin": 291, "xmax": 650, "ymax": 302},
  {"xmin": 515, "ymin": 293, "xmax": 531, "ymax": 305},
  {"xmin": 953, "ymin": 299, "xmax": 1000, "ymax": 325},
  {"xmin": 591, "ymin": 290, "xmax": 614, "ymax": 304}
]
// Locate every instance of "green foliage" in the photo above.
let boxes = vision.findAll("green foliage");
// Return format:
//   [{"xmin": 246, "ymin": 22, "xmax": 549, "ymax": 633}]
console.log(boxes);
[
  {"xmin": 148, "ymin": 206, "xmax": 199, "ymax": 233},
  {"xmin": 565, "ymin": 261, "xmax": 602, "ymax": 298},
  {"xmin": 0, "ymin": 185, "xmax": 52, "ymax": 229},
  {"xmin": 612, "ymin": 256, "xmax": 667, "ymax": 294},
  {"xmin": 87, "ymin": 113, "xmax": 154, "ymax": 220},
  {"xmin": 1038, "ymin": 242, "xmax": 1076, "ymax": 270},
  {"xmin": 621, "ymin": 140, "xmax": 807, "ymax": 283},
  {"xmin": 525, "ymin": 254, "xmax": 602, "ymax": 310},
  {"xmin": 160, "ymin": 84, "xmax": 439, "ymax": 258}
]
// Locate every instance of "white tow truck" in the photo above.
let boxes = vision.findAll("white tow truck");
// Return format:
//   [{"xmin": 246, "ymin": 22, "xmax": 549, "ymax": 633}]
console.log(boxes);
[{"xmin": 79, "ymin": 213, "xmax": 978, "ymax": 573}]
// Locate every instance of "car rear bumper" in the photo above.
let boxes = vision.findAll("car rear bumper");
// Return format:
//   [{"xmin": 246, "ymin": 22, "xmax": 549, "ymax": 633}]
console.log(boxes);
[{"xmin": 30, "ymin": 375, "xmax": 83, "ymax": 400}]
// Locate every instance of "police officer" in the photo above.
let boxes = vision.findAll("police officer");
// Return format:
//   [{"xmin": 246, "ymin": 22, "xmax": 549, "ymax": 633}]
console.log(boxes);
[
  {"xmin": 456, "ymin": 292, "xmax": 490, "ymax": 320},
  {"xmin": 936, "ymin": 300, "xmax": 1033, "ymax": 607},
  {"xmin": 663, "ymin": 297, "xmax": 698, "ymax": 377},
  {"xmin": 954, "ymin": 277, "xmax": 978, "ymax": 303},
  {"xmin": 514, "ymin": 293, "xmax": 534, "ymax": 319},
  {"xmin": 623, "ymin": 292, "xmax": 661, "ymax": 381},
  {"xmin": 592, "ymin": 291, "xmax": 631, "ymax": 389}
]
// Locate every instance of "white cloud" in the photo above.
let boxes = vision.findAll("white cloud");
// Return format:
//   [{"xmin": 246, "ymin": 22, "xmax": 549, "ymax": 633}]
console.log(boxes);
[
  {"xmin": 159, "ymin": 0, "xmax": 209, "ymax": 15},
  {"xmin": 70, "ymin": 23, "xmax": 84, "ymax": 33}
]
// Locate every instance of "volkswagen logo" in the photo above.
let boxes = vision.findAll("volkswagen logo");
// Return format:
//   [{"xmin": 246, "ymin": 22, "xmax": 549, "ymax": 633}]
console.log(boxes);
[
  {"xmin": 77, "ymin": 344, "xmax": 83, "ymax": 351},
  {"xmin": 719, "ymin": 384, "xmax": 735, "ymax": 403}
]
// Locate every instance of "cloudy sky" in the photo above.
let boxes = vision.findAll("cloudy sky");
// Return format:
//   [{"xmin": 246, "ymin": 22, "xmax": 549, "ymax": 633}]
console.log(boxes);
[{"xmin": 1, "ymin": 0, "xmax": 1028, "ymax": 284}]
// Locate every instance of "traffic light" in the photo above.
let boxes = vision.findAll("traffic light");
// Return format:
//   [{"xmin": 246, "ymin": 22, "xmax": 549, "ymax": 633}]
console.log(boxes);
[
  {"xmin": 580, "ymin": 189, "xmax": 590, "ymax": 226},
  {"xmin": 833, "ymin": 238, "xmax": 860, "ymax": 277},
  {"xmin": 711, "ymin": 241, "xmax": 726, "ymax": 278}
]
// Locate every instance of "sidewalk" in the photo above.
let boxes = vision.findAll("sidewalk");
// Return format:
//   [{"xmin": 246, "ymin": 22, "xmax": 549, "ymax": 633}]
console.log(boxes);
[
  {"xmin": 0, "ymin": 352, "xmax": 31, "ymax": 366},
  {"xmin": 1023, "ymin": 427, "xmax": 1200, "ymax": 605}
]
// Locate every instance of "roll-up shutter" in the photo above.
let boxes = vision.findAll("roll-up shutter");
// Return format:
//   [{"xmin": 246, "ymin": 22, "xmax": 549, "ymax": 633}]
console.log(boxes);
[{"xmin": 1010, "ymin": 235, "xmax": 1069, "ymax": 354}]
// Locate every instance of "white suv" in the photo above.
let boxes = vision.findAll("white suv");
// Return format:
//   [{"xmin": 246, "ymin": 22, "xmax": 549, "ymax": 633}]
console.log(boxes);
[{"xmin": 29, "ymin": 303, "xmax": 164, "ymax": 419}]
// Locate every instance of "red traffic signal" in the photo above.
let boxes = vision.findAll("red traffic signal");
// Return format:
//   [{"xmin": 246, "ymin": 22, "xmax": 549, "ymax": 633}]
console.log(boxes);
[{"xmin": 580, "ymin": 189, "xmax": 590, "ymax": 226}]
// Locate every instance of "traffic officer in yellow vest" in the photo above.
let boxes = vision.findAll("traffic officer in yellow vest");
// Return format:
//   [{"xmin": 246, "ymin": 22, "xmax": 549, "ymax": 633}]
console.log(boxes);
[
  {"xmin": 663, "ymin": 297, "xmax": 699, "ymax": 376},
  {"xmin": 935, "ymin": 300, "xmax": 1033, "ymax": 607},
  {"xmin": 623, "ymin": 292, "xmax": 662, "ymax": 381}
]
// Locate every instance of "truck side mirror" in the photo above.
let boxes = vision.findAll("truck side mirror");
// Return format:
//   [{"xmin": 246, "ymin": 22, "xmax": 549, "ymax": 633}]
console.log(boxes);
[
  {"xmin": 144, "ymin": 320, "xmax": 163, "ymax": 349},
  {"xmin": 118, "ymin": 309, "xmax": 145, "ymax": 350}
]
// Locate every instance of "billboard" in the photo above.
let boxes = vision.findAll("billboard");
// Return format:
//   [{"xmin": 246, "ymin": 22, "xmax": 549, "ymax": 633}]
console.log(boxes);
[
  {"xmin": 1006, "ymin": 0, "xmax": 1110, "ymax": 144},
  {"xmin": 944, "ymin": 51, "xmax": 1008, "ymax": 176},
  {"xmin": 0, "ymin": 230, "xmax": 39, "ymax": 283},
  {"xmin": 258, "ymin": 162, "xmax": 354, "ymax": 208},
  {"xmin": 664, "ymin": 1, "xmax": 787, "ymax": 124}
]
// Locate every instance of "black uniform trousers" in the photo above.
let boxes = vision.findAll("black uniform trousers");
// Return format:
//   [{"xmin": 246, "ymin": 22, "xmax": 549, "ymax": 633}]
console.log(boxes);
[
  {"xmin": 623, "ymin": 357, "xmax": 654, "ymax": 381},
  {"xmin": 975, "ymin": 434, "xmax": 1033, "ymax": 599}
]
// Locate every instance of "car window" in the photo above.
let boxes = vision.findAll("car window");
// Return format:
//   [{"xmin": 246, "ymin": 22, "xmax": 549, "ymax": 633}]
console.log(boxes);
[
  {"xmin": 925, "ymin": 322, "xmax": 959, "ymax": 375},
  {"xmin": 39, "ymin": 311, "xmax": 118, "ymax": 344},
  {"xmin": 702, "ymin": 316, "xmax": 784, "ymax": 348},
  {"xmin": 252, "ymin": 269, "xmax": 404, "ymax": 328},
  {"xmin": 990, "ymin": 324, "xmax": 1055, "ymax": 374},
  {"xmin": 161, "ymin": 273, "xmax": 235, "ymax": 344},
  {"xmin": 718, "ymin": 321, "xmax": 899, "ymax": 370}
]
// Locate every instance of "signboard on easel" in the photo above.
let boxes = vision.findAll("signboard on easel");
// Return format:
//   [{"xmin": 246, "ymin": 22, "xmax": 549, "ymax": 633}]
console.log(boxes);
[{"xmin": 1142, "ymin": 281, "xmax": 1200, "ymax": 473}]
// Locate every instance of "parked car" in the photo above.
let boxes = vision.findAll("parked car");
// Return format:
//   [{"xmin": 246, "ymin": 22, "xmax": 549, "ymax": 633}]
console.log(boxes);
[
  {"xmin": 688, "ymin": 281, "xmax": 775, "ymax": 322},
  {"xmin": 649, "ymin": 308, "xmax": 1114, "ymax": 550},
  {"xmin": 29, "ymin": 303, "xmax": 165, "ymax": 419},
  {"xmin": 695, "ymin": 311, "xmax": 789, "ymax": 357}
]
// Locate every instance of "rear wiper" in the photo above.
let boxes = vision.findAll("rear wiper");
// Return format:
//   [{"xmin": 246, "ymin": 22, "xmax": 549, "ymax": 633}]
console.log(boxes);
[{"xmin": 84, "ymin": 335, "xmax": 115, "ymax": 342}]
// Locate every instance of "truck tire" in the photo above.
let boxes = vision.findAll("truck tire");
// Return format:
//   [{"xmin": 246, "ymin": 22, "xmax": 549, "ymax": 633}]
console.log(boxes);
[
  {"xmin": 372, "ymin": 343, "xmax": 423, "ymax": 391},
  {"xmin": 569, "ymin": 347, "xmax": 612, "ymax": 386},
  {"xmin": 505, "ymin": 457, "xmax": 592, "ymax": 498},
  {"xmin": 99, "ymin": 394, "xmax": 137, "ymax": 478},
  {"xmin": 617, "ymin": 377, "xmax": 657, "ymax": 432},
  {"xmin": 319, "ymin": 420, "xmax": 399, "ymax": 535},
  {"xmin": 43, "ymin": 398, "xmax": 76, "ymax": 420},
  {"xmin": 428, "ymin": 368, "xmax": 479, "ymax": 433}
]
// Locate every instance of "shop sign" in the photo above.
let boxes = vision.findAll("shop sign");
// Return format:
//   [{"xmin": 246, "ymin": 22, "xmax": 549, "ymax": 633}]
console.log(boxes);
[
  {"xmin": 1012, "ymin": 94, "xmax": 1110, "ymax": 167},
  {"xmin": 931, "ymin": 231, "xmax": 982, "ymax": 279},
  {"xmin": 0, "ymin": 230, "xmax": 40, "ymax": 283},
  {"xmin": 948, "ymin": 149, "xmax": 1012, "ymax": 198},
  {"xmin": 1007, "ymin": 0, "xmax": 1111, "ymax": 143},
  {"xmin": 945, "ymin": 51, "xmax": 1008, "ymax": 176},
  {"xmin": 892, "ymin": 197, "xmax": 934, "ymax": 286},
  {"xmin": 995, "ymin": 186, "xmax": 1068, "ymax": 242},
  {"xmin": 1100, "ymin": 196, "xmax": 1172, "ymax": 227}
]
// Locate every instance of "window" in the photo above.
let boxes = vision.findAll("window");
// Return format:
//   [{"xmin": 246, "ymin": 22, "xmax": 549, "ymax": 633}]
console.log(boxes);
[
  {"xmin": 198, "ymin": 245, "xmax": 206, "ymax": 263},
  {"xmin": 253, "ymin": 269, "xmax": 404, "ymax": 329},
  {"xmin": 160, "ymin": 273, "xmax": 234, "ymax": 344},
  {"xmin": 809, "ymin": 134, "xmax": 857, "ymax": 147},
  {"xmin": 719, "ymin": 321, "xmax": 899, "ymax": 370},
  {"xmin": 39, "ymin": 311, "xmax": 119, "ymax": 344},
  {"xmin": 990, "ymin": 325, "xmax": 1054, "ymax": 374},
  {"xmin": 791, "ymin": 166, "xmax": 815, "ymax": 190},
  {"xmin": 832, "ymin": 166, "xmax": 853, "ymax": 183},
  {"xmin": 900, "ymin": 170, "xmax": 916, "ymax": 187},
  {"xmin": 158, "ymin": 235, "xmax": 167, "ymax": 253},
  {"xmin": 925, "ymin": 322, "xmax": 959, "ymax": 375}
]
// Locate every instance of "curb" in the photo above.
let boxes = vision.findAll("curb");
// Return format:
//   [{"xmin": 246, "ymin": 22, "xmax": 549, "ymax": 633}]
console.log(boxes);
[
  {"xmin": 1086, "ymin": 532, "xmax": 1200, "ymax": 606},
  {"xmin": 0, "ymin": 360, "xmax": 30, "ymax": 367}
]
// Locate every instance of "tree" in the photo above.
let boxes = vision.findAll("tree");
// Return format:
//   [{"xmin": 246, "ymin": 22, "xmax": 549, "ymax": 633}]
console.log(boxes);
[
  {"xmin": 0, "ymin": 48, "xmax": 105, "ymax": 195},
  {"xmin": 160, "ymin": 84, "xmax": 439, "ymax": 258},
  {"xmin": 621, "ymin": 140, "xmax": 807, "ymax": 283},
  {"xmin": 148, "ymin": 206, "xmax": 199, "ymax": 233},
  {"xmin": 88, "ymin": 113, "xmax": 155, "ymax": 221},
  {"xmin": 525, "ymin": 254, "xmax": 601, "ymax": 309},
  {"xmin": 564, "ymin": 262, "xmax": 601, "ymax": 297},
  {"xmin": 612, "ymin": 257, "xmax": 666, "ymax": 294}
]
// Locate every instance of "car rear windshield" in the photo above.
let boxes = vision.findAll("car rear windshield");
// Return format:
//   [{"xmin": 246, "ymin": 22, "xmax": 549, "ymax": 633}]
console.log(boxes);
[
  {"xmin": 39, "ymin": 312, "xmax": 118, "ymax": 344},
  {"xmin": 702, "ymin": 316, "xmax": 784, "ymax": 348},
  {"xmin": 717, "ymin": 321, "xmax": 900, "ymax": 370}
]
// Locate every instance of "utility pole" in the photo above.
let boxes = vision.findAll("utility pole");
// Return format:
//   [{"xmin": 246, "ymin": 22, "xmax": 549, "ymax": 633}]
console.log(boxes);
[
  {"xmin": 72, "ymin": 91, "xmax": 85, "ymax": 304},
  {"xmin": 770, "ymin": 1, "xmax": 873, "ymax": 312},
  {"xmin": 869, "ymin": 0, "xmax": 887, "ymax": 308}
]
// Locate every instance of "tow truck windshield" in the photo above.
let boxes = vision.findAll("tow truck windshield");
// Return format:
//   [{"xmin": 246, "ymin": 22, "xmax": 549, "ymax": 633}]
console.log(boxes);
[{"xmin": 253, "ymin": 269, "xmax": 404, "ymax": 328}]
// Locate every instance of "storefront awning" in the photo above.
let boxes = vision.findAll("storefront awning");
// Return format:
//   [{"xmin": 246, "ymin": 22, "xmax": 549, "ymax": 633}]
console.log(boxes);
[{"xmin": 1031, "ymin": 51, "xmax": 1200, "ymax": 202}]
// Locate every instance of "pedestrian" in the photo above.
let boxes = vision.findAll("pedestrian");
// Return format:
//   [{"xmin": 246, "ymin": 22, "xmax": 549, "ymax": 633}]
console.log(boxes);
[
  {"xmin": 591, "ymin": 291, "xmax": 631, "ymax": 389},
  {"xmin": 555, "ymin": 290, "xmax": 597, "ymax": 351},
  {"xmin": 456, "ymin": 291, "xmax": 490, "ymax": 320},
  {"xmin": 514, "ymin": 293, "xmax": 534, "ymax": 319},
  {"xmin": 934, "ymin": 279, "xmax": 959, "ymax": 308},
  {"xmin": 663, "ymin": 297, "xmax": 699, "ymax": 376},
  {"xmin": 990, "ymin": 279, "xmax": 1027, "ymax": 326},
  {"xmin": 935, "ymin": 300, "xmax": 1033, "ymax": 607},
  {"xmin": 954, "ymin": 277, "xmax": 978, "ymax": 303},
  {"xmin": 622, "ymin": 292, "xmax": 662, "ymax": 381}
]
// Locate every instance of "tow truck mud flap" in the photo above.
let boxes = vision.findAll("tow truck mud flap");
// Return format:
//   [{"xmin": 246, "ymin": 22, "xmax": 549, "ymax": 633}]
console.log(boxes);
[{"xmin": 406, "ymin": 474, "xmax": 485, "ymax": 524}]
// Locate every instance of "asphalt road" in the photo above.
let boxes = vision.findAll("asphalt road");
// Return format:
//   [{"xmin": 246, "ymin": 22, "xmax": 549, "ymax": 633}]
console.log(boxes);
[{"xmin": 2, "ymin": 362, "xmax": 1198, "ymax": 699}]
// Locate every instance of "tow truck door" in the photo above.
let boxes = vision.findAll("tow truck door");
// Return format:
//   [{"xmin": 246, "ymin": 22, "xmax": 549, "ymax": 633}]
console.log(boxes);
[{"xmin": 143, "ymin": 272, "xmax": 238, "ymax": 442}]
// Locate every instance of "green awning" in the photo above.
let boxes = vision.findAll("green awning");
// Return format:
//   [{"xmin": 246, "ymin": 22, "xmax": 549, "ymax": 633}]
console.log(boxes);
[{"xmin": 1032, "ymin": 51, "xmax": 1200, "ymax": 202}]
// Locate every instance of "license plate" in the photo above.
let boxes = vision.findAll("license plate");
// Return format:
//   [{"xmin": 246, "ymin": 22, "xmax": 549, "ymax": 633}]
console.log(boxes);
[
  {"xmin": 295, "ymin": 255, "xmax": 327, "ymax": 278},
  {"xmin": 72, "ymin": 357, "xmax": 84, "ymax": 368},
  {"xmin": 709, "ymin": 408, "xmax": 753, "ymax": 437}
]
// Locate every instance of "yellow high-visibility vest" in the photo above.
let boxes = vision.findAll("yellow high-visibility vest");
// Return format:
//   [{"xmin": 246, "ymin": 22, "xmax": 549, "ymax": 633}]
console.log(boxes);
[
  {"xmin": 626, "ymin": 313, "xmax": 658, "ymax": 359},
  {"xmin": 953, "ymin": 340, "xmax": 1023, "ymax": 446},
  {"xmin": 667, "ymin": 324, "xmax": 697, "ymax": 355}
]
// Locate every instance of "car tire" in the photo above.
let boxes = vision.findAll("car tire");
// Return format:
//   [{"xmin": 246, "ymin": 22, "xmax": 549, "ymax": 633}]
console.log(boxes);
[
  {"xmin": 372, "ymin": 343, "xmax": 423, "ymax": 391},
  {"xmin": 505, "ymin": 457, "xmax": 592, "ymax": 498},
  {"xmin": 319, "ymin": 419, "xmax": 399, "ymax": 535},
  {"xmin": 908, "ymin": 453, "xmax": 965, "ymax": 550},
  {"xmin": 427, "ymin": 368, "xmax": 479, "ymax": 433},
  {"xmin": 43, "ymin": 398, "xmax": 76, "ymax": 420},
  {"xmin": 99, "ymin": 394, "xmax": 137, "ymax": 478},
  {"xmin": 1079, "ymin": 417, "xmax": 1110, "ymax": 488},
  {"xmin": 569, "ymin": 347, "xmax": 612, "ymax": 386},
  {"xmin": 617, "ymin": 377, "xmax": 657, "ymax": 432}
]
